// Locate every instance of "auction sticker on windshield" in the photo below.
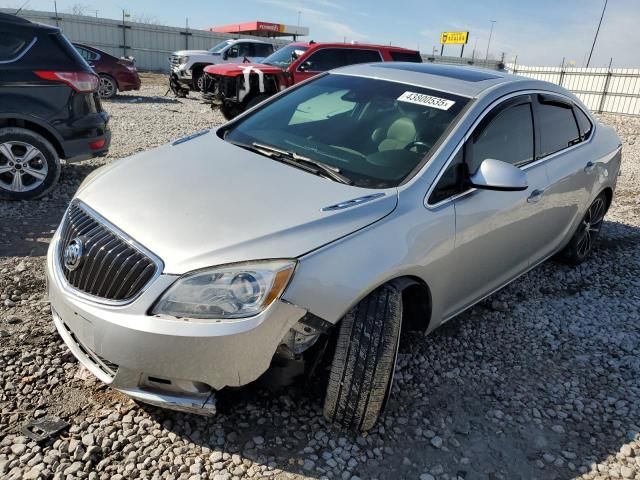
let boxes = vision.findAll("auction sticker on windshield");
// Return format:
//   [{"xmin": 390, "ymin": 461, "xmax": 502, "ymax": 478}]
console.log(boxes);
[{"xmin": 397, "ymin": 91, "xmax": 455, "ymax": 110}]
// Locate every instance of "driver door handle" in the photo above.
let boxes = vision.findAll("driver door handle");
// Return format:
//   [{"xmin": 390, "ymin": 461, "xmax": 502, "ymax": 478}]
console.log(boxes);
[
  {"xmin": 584, "ymin": 161, "xmax": 596, "ymax": 174},
  {"xmin": 527, "ymin": 188, "xmax": 545, "ymax": 203}
]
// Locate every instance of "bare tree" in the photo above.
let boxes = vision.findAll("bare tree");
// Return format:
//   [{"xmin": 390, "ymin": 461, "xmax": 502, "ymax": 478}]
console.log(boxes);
[
  {"xmin": 67, "ymin": 3, "xmax": 91, "ymax": 16},
  {"xmin": 131, "ymin": 13, "xmax": 162, "ymax": 25}
]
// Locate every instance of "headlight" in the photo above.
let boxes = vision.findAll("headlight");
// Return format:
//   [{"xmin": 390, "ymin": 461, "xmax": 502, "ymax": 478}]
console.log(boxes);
[
  {"xmin": 180, "ymin": 56, "xmax": 189, "ymax": 64},
  {"xmin": 151, "ymin": 260, "xmax": 296, "ymax": 319}
]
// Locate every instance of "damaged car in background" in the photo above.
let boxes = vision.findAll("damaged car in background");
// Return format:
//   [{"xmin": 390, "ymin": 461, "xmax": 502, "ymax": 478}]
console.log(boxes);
[
  {"xmin": 201, "ymin": 41, "xmax": 423, "ymax": 119},
  {"xmin": 47, "ymin": 62, "xmax": 621, "ymax": 431},
  {"xmin": 169, "ymin": 38, "xmax": 275, "ymax": 96}
]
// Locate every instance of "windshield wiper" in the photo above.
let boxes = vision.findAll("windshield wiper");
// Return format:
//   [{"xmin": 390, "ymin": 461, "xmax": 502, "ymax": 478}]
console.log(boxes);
[{"xmin": 252, "ymin": 142, "xmax": 353, "ymax": 185}]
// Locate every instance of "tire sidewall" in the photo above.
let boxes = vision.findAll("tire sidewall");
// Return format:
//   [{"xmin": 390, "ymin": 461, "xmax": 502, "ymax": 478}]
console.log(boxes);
[
  {"xmin": 99, "ymin": 75, "xmax": 117, "ymax": 99},
  {"xmin": 0, "ymin": 128, "xmax": 61, "ymax": 201}
]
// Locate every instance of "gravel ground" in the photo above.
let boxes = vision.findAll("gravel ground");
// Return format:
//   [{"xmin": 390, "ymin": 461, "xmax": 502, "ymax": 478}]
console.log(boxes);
[{"xmin": 0, "ymin": 73, "xmax": 639, "ymax": 480}]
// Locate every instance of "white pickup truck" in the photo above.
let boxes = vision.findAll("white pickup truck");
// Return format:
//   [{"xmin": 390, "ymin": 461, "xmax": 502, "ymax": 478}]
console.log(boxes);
[{"xmin": 169, "ymin": 39, "xmax": 275, "ymax": 95}]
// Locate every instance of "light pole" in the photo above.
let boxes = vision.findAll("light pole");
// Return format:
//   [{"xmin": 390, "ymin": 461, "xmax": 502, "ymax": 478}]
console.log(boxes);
[
  {"xmin": 586, "ymin": 0, "xmax": 608, "ymax": 67},
  {"xmin": 485, "ymin": 20, "xmax": 496, "ymax": 61}
]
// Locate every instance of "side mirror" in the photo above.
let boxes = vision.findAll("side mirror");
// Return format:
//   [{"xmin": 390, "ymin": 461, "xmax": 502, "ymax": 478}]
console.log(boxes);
[
  {"xmin": 298, "ymin": 61, "xmax": 311, "ymax": 71},
  {"xmin": 222, "ymin": 51, "xmax": 228, "ymax": 60},
  {"xmin": 226, "ymin": 47, "xmax": 238, "ymax": 59},
  {"xmin": 468, "ymin": 158, "xmax": 528, "ymax": 191}
]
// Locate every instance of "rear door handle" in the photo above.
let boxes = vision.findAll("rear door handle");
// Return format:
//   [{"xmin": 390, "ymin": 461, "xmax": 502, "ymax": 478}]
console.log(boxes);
[
  {"xmin": 584, "ymin": 161, "xmax": 596, "ymax": 174},
  {"xmin": 527, "ymin": 188, "xmax": 545, "ymax": 203}
]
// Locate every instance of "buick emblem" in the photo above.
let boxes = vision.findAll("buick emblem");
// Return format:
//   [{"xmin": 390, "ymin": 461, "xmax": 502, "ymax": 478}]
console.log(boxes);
[{"xmin": 63, "ymin": 238, "xmax": 84, "ymax": 271}]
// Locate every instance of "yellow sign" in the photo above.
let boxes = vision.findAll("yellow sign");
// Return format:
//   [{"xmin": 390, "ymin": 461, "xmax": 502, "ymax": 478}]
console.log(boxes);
[{"xmin": 440, "ymin": 31, "xmax": 469, "ymax": 45}]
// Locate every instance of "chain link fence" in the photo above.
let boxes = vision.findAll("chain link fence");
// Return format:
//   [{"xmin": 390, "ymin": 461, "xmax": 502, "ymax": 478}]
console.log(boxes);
[{"xmin": 507, "ymin": 63, "xmax": 640, "ymax": 116}]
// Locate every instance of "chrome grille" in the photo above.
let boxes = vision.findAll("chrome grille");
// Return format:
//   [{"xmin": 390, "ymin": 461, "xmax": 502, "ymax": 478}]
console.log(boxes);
[
  {"xmin": 58, "ymin": 202, "xmax": 159, "ymax": 302},
  {"xmin": 169, "ymin": 55, "xmax": 182, "ymax": 68}
]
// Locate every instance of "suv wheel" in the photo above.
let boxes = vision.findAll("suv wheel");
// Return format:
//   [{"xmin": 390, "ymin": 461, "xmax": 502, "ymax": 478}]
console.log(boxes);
[
  {"xmin": 0, "ymin": 128, "xmax": 61, "ymax": 201},
  {"xmin": 558, "ymin": 192, "xmax": 608, "ymax": 265},
  {"xmin": 99, "ymin": 74, "xmax": 117, "ymax": 99},
  {"xmin": 323, "ymin": 284, "xmax": 402, "ymax": 432},
  {"xmin": 220, "ymin": 102, "xmax": 243, "ymax": 121},
  {"xmin": 193, "ymin": 70, "xmax": 204, "ymax": 92}
]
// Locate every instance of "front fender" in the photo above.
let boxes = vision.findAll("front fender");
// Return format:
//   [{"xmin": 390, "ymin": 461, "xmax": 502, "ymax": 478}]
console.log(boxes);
[{"xmin": 282, "ymin": 198, "xmax": 456, "ymax": 330}]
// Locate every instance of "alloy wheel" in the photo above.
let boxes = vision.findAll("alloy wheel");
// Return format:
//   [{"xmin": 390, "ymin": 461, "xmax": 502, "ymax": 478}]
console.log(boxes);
[
  {"xmin": 99, "ymin": 76, "xmax": 116, "ymax": 98},
  {"xmin": 0, "ymin": 141, "xmax": 49, "ymax": 193},
  {"xmin": 576, "ymin": 197, "xmax": 606, "ymax": 258}
]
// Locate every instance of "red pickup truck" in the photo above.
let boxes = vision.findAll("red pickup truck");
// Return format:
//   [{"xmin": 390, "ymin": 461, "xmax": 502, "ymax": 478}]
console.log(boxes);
[{"xmin": 202, "ymin": 42, "xmax": 422, "ymax": 119}]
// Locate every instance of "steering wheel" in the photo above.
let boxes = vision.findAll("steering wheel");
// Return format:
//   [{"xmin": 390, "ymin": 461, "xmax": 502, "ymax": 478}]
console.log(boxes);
[{"xmin": 404, "ymin": 141, "xmax": 431, "ymax": 153}]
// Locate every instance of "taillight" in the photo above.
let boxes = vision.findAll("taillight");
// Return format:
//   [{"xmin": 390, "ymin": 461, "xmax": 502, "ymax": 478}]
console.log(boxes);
[
  {"xmin": 34, "ymin": 71, "xmax": 99, "ymax": 93},
  {"xmin": 88, "ymin": 139, "xmax": 106, "ymax": 150}
]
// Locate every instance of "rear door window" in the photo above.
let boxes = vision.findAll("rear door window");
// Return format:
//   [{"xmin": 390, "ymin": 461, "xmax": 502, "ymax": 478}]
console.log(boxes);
[
  {"xmin": 537, "ymin": 101, "xmax": 581, "ymax": 157},
  {"xmin": 0, "ymin": 33, "xmax": 31, "ymax": 62},
  {"xmin": 76, "ymin": 46, "xmax": 99, "ymax": 61},
  {"xmin": 253, "ymin": 43, "xmax": 274, "ymax": 57},
  {"xmin": 345, "ymin": 49, "xmax": 382, "ymax": 64}
]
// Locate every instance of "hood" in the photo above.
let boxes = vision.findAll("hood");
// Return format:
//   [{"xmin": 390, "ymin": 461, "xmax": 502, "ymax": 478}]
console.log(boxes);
[
  {"xmin": 204, "ymin": 63, "xmax": 283, "ymax": 77},
  {"xmin": 77, "ymin": 131, "xmax": 397, "ymax": 274},
  {"xmin": 172, "ymin": 50, "xmax": 214, "ymax": 56}
]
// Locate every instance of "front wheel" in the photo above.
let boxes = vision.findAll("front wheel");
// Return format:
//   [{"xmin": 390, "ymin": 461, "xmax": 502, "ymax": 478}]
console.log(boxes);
[
  {"xmin": 220, "ymin": 102, "xmax": 243, "ymax": 121},
  {"xmin": 0, "ymin": 128, "xmax": 61, "ymax": 201},
  {"xmin": 323, "ymin": 284, "xmax": 402, "ymax": 432},
  {"xmin": 558, "ymin": 192, "xmax": 608, "ymax": 265}
]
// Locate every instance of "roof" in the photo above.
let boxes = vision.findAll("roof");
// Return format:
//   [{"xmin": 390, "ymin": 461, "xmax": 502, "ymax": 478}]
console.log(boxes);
[
  {"xmin": 210, "ymin": 21, "xmax": 308, "ymax": 38},
  {"xmin": 333, "ymin": 62, "xmax": 527, "ymax": 98},
  {"xmin": 0, "ymin": 12, "xmax": 57, "ymax": 31},
  {"xmin": 290, "ymin": 42, "xmax": 418, "ymax": 53}
]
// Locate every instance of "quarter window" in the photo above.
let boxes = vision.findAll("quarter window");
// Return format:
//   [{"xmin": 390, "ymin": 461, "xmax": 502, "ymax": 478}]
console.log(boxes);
[
  {"xmin": 469, "ymin": 103, "xmax": 534, "ymax": 173},
  {"xmin": 0, "ymin": 33, "xmax": 30, "ymax": 62},
  {"xmin": 429, "ymin": 149, "xmax": 465, "ymax": 204},
  {"xmin": 537, "ymin": 102, "xmax": 581, "ymax": 157},
  {"xmin": 574, "ymin": 107, "xmax": 593, "ymax": 140}
]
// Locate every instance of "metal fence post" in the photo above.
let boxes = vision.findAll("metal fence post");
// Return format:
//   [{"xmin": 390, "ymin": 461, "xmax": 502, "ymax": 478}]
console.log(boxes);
[
  {"xmin": 559, "ymin": 57, "xmax": 565, "ymax": 87},
  {"xmin": 598, "ymin": 58, "xmax": 613, "ymax": 114}
]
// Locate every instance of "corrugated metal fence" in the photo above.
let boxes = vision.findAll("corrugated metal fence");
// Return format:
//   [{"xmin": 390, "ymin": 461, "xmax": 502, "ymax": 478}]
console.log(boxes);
[
  {"xmin": 507, "ymin": 63, "xmax": 640, "ymax": 116},
  {"xmin": 1, "ymin": 8, "xmax": 291, "ymax": 72}
]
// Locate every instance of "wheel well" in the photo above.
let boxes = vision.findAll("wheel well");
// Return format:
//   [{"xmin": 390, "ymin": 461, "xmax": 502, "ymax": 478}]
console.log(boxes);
[
  {"xmin": 190, "ymin": 63, "xmax": 209, "ymax": 75},
  {"xmin": 0, "ymin": 118, "xmax": 64, "ymax": 158},
  {"xmin": 601, "ymin": 187, "xmax": 613, "ymax": 212},
  {"xmin": 392, "ymin": 276, "xmax": 432, "ymax": 333}
]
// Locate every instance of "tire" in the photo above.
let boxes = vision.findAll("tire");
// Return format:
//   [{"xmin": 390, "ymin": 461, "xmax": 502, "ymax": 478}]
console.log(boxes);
[
  {"xmin": 245, "ymin": 94, "xmax": 270, "ymax": 110},
  {"xmin": 0, "ymin": 128, "xmax": 61, "ymax": 201},
  {"xmin": 323, "ymin": 284, "xmax": 402, "ymax": 432},
  {"xmin": 193, "ymin": 69, "xmax": 204, "ymax": 92},
  {"xmin": 98, "ymin": 74, "xmax": 117, "ymax": 99},
  {"xmin": 558, "ymin": 192, "xmax": 608, "ymax": 266},
  {"xmin": 220, "ymin": 102, "xmax": 242, "ymax": 121}
]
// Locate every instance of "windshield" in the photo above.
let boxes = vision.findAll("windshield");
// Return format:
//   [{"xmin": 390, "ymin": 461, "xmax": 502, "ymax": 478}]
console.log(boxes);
[
  {"xmin": 208, "ymin": 40, "xmax": 233, "ymax": 54},
  {"xmin": 224, "ymin": 74, "xmax": 469, "ymax": 188},
  {"xmin": 263, "ymin": 44, "xmax": 309, "ymax": 68}
]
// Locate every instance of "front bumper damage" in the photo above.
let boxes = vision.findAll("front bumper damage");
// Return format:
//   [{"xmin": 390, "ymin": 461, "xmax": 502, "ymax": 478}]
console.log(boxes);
[{"xmin": 46, "ymin": 231, "xmax": 308, "ymax": 415}]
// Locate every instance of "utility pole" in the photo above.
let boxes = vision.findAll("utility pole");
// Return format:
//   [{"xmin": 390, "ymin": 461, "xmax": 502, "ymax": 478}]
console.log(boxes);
[
  {"xmin": 297, "ymin": 10, "xmax": 301, "ymax": 27},
  {"xmin": 54, "ymin": 0, "xmax": 59, "ymax": 26},
  {"xmin": 586, "ymin": 0, "xmax": 608, "ymax": 67},
  {"xmin": 485, "ymin": 20, "xmax": 496, "ymax": 61}
]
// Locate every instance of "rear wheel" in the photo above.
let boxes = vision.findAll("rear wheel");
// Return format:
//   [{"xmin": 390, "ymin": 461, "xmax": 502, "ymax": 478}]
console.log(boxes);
[
  {"xmin": 0, "ymin": 128, "xmax": 61, "ymax": 201},
  {"xmin": 98, "ymin": 74, "xmax": 117, "ymax": 99},
  {"xmin": 558, "ymin": 192, "xmax": 608, "ymax": 265},
  {"xmin": 323, "ymin": 284, "xmax": 402, "ymax": 432}
]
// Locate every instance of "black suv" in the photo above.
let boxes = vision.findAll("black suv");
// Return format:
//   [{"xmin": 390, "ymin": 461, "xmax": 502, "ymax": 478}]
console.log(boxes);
[{"xmin": 0, "ymin": 13, "xmax": 110, "ymax": 200}]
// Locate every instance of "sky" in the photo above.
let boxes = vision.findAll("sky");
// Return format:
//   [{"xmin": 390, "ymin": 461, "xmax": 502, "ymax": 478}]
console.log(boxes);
[{"xmin": 4, "ymin": 0, "xmax": 640, "ymax": 67}]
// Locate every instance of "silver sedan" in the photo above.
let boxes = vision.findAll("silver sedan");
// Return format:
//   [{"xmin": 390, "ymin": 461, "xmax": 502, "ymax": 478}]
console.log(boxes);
[{"xmin": 47, "ymin": 62, "xmax": 622, "ymax": 431}]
